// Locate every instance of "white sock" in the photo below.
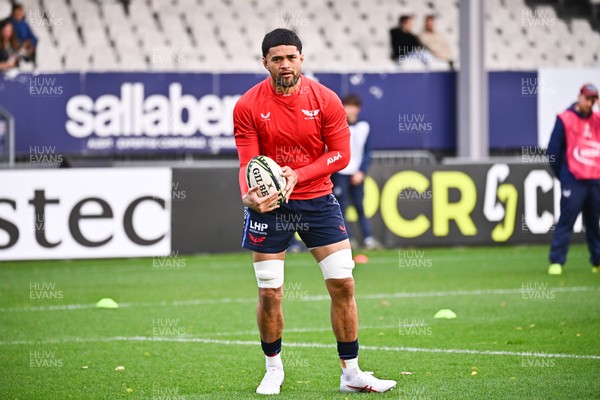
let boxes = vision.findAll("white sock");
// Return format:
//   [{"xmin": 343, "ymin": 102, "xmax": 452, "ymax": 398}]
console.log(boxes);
[
  {"xmin": 266, "ymin": 353, "xmax": 283, "ymax": 370},
  {"xmin": 341, "ymin": 357, "xmax": 359, "ymax": 379}
]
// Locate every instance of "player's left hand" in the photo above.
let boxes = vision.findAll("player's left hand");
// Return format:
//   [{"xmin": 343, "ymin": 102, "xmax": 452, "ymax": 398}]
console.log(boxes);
[
  {"xmin": 351, "ymin": 171, "xmax": 365, "ymax": 186},
  {"xmin": 281, "ymin": 166, "xmax": 298, "ymax": 203}
]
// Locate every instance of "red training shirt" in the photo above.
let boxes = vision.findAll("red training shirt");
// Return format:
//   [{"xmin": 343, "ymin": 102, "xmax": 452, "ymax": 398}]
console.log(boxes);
[{"xmin": 234, "ymin": 75, "xmax": 351, "ymax": 200}]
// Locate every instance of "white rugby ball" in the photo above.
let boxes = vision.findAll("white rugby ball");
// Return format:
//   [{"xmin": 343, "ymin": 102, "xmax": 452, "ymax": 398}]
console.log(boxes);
[{"xmin": 246, "ymin": 155, "xmax": 287, "ymax": 204}]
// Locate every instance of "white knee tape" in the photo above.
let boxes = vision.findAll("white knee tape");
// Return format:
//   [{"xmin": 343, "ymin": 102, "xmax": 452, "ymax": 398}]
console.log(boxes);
[
  {"xmin": 318, "ymin": 249, "xmax": 355, "ymax": 280},
  {"xmin": 254, "ymin": 260, "xmax": 284, "ymax": 288}
]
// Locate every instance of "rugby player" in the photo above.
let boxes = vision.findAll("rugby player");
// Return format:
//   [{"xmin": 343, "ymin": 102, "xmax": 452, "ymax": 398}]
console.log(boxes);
[{"xmin": 233, "ymin": 28, "xmax": 397, "ymax": 395}]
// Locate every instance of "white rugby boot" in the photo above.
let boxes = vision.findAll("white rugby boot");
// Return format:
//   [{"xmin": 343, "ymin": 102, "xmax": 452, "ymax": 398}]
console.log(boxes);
[
  {"xmin": 340, "ymin": 369, "xmax": 397, "ymax": 393},
  {"xmin": 256, "ymin": 367, "xmax": 284, "ymax": 395}
]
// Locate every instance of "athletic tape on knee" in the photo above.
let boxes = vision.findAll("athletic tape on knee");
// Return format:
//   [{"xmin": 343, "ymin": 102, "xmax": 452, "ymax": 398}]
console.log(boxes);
[
  {"xmin": 318, "ymin": 249, "xmax": 355, "ymax": 280},
  {"xmin": 253, "ymin": 260, "xmax": 284, "ymax": 288}
]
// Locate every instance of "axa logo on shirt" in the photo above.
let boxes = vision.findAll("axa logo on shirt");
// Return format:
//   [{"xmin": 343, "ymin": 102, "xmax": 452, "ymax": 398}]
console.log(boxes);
[
  {"xmin": 302, "ymin": 109, "xmax": 320, "ymax": 119},
  {"xmin": 327, "ymin": 152, "xmax": 342, "ymax": 165}
]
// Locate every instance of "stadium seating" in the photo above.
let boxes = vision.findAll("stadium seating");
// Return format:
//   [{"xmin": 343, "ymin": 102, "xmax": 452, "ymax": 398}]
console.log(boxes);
[{"xmin": 7, "ymin": 0, "xmax": 600, "ymax": 72}]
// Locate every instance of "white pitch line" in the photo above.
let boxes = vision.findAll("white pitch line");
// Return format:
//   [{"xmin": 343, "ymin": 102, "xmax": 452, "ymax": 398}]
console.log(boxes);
[
  {"xmin": 294, "ymin": 286, "xmax": 597, "ymax": 302},
  {"xmin": 0, "ymin": 335, "xmax": 598, "ymax": 360},
  {"xmin": 1, "ymin": 286, "xmax": 597, "ymax": 313},
  {"xmin": 208, "ymin": 324, "xmax": 403, "ymax": 337}
]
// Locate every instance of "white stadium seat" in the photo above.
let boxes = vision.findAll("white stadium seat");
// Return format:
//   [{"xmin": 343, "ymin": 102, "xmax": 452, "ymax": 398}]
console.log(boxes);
[
  {"xmin": 118, "ymin": 48, "xmax": 149, "ymax": 71},
  {"xmin": 35, "ymin": 43, "xmax": 63, "ymax": 72},
  {"xmin": 26, "ymin": 0, "xmax": 600, "ymax": 72},
  {"xmin": 64, "ymin": 46, "xmax": 91, "ymax": 71},
  {"xmin": 55, "ymin": 30, "xmax": 82, "ymax": 53},
  {"xmin": 88, "ymin": 43, "xmax": 119, "ymax": 71}
]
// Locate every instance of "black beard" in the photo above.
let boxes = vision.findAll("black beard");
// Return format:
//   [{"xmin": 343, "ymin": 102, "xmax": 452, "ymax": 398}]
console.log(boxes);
[{"xmin": 275, "ymin": 74, "xmax": 299, "ymax": 88}]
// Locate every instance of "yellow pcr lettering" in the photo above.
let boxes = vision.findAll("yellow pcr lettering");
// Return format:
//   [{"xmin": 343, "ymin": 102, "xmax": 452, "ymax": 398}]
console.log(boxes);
[
  {"xmin": 380, "ymin": 171, "xmax": 430, "ymax": 238},
  {"xmin": 432, "ymin": 171, "xmax": 477, "ymax": 236}
]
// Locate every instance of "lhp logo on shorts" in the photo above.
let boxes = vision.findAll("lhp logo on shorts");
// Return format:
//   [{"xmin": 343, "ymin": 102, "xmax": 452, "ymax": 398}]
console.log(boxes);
[
  {"xmin": 248, "ymin": 220, "xmax": 268, "ymax": 246},
  {"xmin": 249, "ymin": 221, "xmax": 268, "ymax": 232}
]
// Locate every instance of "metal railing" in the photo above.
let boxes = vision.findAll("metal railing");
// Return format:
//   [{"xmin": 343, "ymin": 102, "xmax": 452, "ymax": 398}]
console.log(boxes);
[
  {"xmin": 0, "ymin": 105, "xmax": 15, "ymax": 168},
  {"xmin": 371, "ymin": 150, "xmax": 437, "ymax": 167}
]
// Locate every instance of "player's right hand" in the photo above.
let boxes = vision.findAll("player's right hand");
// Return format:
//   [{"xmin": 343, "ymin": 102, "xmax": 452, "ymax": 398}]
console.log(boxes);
[{"xmin": 242, "ymin": 186, "xmax": 280, "ymax": 213}]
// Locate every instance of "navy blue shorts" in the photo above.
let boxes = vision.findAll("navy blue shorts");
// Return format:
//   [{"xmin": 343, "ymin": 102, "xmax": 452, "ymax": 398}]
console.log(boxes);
[{"xmin": 242, "ymin": 194, "xmax": 349, "ymax": 253}]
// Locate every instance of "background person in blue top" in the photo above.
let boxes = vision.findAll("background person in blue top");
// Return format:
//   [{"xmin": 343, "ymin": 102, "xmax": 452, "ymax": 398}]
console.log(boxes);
[
  {"xmin": 332, "ymin": 94, "xmax": 382, "ymax": 250},
  {"xmin": 8, "ymin": 3, "xmax": 37, "ymax": 63},
  {"xmin": 546, "ymin": 83, "xmax": 600, "ymax": 275}
]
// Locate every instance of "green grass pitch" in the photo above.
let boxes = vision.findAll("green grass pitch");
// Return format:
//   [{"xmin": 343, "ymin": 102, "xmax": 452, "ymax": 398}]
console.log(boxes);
[{"xmin": 1, "ymin": 244, "xmax": 599, "ymax": 399}]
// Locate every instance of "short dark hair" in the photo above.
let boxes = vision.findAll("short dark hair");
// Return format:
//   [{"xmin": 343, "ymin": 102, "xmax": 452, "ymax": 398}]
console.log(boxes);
[
  {"xmin": 399, "ymin": 15, "xmax": 413, "ymax": 25},
  {"xmin": 425, "ymin": 14, "xmax": 436, "ymax": 21},
  {"xmin": 342, "ymin": 94, "xmax": 362, "ymax": 107},
  {"xmin": 11, "ymin": 3, "xmax": 24, "ymax": 13},
  {"xmin": 261, "ymin": 28, "xmax": 302, "ymax": 58}
]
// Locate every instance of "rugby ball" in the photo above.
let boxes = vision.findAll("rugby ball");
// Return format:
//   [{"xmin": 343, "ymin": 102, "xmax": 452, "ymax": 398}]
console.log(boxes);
[{"xmin": 246, "ymin": 155, "xmax": 287, "ymax": 204}]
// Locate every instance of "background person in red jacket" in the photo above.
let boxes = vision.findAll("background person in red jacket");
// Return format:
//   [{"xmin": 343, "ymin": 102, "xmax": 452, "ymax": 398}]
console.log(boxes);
[{"xmin": 546, "ymin": 83, "xmax": 600, "ymax": 275}]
